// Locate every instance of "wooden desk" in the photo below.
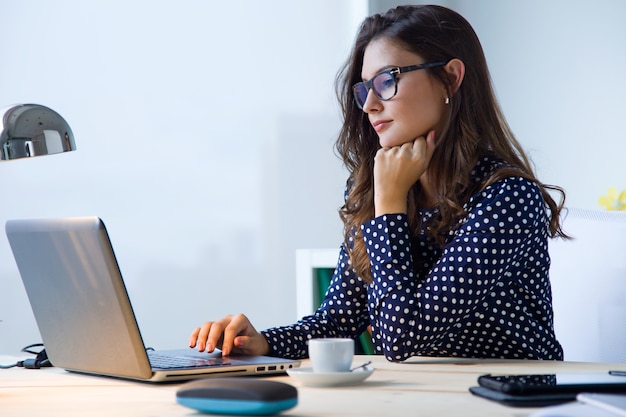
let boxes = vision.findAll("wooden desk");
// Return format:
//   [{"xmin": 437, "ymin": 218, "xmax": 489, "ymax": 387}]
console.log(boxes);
[{"xmin": 1, "ymin": 354, "xmax": 624, "ymax": 416}]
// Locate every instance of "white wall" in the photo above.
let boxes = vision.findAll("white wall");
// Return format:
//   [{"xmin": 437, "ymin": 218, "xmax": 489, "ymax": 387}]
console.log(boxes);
[
  {"xmin": 453, "ymin": 0, "xmax": 626, "ymax": 209},
  {"xmin": 2, "ymin": 0, "xmax": 624, "ymax": 357},
  {"xmin": 0, "ymin": 0, "xmax": 365, "ymax": 354}
]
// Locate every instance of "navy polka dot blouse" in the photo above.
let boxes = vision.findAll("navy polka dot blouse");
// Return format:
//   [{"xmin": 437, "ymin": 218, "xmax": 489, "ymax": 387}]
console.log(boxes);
[{"xmin": 262, "ymin": 156, "xmax": 564, "ymax": 362}]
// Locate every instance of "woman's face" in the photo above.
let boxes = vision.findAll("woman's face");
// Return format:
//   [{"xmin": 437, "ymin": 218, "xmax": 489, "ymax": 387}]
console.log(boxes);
[{"xmin": 360, "ymin": 37, "xmax": 448, "ymax": 148}]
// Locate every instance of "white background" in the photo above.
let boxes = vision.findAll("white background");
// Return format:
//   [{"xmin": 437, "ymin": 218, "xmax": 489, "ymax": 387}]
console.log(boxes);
[{"xmin": 1, "ymin": 0, "xmax": 624, "ymax": 355}]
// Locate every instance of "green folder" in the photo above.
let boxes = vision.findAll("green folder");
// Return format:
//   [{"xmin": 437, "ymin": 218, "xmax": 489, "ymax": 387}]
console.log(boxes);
[{"xmin": 314, "ymin": 268, "xmax": 375, "ymax": 355}]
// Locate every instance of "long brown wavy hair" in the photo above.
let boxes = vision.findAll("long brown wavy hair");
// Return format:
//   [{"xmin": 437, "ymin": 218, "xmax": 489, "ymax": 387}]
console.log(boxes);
[{"xmin": 335, "ymin": 5, "xmax": 567, "ymax": 284}]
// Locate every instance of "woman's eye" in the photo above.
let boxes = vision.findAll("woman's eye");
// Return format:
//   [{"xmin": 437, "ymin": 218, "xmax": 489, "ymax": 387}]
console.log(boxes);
[{"xmin": 376, "ymin": 74, "xmax": 395, "ymax": 93}]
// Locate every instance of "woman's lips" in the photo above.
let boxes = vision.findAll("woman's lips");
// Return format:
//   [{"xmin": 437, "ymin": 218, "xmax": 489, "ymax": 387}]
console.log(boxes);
[{"xmin": 372, "ymin": 120, "xmax": 391, "ymax": 132}]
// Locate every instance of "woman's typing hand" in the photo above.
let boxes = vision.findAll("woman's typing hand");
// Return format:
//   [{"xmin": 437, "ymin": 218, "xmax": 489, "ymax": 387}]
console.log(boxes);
[{"xmin": 189, "ymin": 313, "xmax": 270, "ymax": 357}]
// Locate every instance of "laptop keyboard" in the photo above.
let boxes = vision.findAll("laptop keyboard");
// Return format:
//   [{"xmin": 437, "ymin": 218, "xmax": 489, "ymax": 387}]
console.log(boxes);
[{"xmin": 148, "ymin": 352, "xmax": 232, "ymax": 370}]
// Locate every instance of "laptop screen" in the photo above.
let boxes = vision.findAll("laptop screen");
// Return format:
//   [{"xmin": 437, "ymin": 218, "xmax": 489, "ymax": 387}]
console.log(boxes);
[{"xmin": 6, "ymin": 216, "xmax": 153, "ymax": 379}]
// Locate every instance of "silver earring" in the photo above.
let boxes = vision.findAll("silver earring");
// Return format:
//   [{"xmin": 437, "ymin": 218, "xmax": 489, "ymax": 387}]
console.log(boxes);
[{"xmin": 445, "ymin": 97, "xmax": 450, "ymax": 105}]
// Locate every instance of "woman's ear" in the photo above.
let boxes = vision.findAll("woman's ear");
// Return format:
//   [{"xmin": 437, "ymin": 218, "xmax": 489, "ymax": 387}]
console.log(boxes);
[{"xmin": 444, "ymin": 58, "xmax": 465, "ymax": 97}]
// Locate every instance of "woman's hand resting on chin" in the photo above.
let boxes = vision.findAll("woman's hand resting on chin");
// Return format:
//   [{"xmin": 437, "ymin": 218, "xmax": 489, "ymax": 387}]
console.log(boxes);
[{"xmin": 373, "ymin": 130, "xmax": 436, "ymax": 216}]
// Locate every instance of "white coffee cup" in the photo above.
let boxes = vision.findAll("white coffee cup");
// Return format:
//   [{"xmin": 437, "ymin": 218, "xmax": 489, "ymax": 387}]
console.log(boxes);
[{"xmin": 308, "ymin": 338, "xmax": 354, "ymax": 373}]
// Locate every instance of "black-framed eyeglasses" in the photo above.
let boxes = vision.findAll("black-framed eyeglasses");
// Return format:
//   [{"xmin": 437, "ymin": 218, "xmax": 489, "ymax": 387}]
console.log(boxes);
[{"xmin": 352, "ymin": 62, "xmax": 447, "ymax": 110}]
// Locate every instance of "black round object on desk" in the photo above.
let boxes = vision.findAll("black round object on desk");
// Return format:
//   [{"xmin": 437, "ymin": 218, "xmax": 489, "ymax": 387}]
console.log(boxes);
[{"xmin": 176, "ymin": 377, "xmax": 298, "ymax": 415}]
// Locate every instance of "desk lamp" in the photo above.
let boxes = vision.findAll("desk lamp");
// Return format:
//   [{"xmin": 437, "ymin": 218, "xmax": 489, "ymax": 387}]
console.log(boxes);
[
  {"xmin": 0, "ymin": 103, "xmax": 75, "ymax": 367},
  {"xmin": 0, "ymin": 103, "xmax": 75, "ymax": 160}
]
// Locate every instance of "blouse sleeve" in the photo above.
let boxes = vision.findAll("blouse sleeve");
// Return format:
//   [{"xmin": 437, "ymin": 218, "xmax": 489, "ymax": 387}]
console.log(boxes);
[
  {"xmin": 362, "ymin": 177, "xmax": 558, "ymax": 361},
  {"xmin": 261, "ymin": 242, "xmax": 370, "ymax": 359}
]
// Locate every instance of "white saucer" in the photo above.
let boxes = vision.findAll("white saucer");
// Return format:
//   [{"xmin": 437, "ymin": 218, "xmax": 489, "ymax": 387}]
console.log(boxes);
[{"xmin": 286, "ymin": 366, "xmax": 374, "ymax": 387}]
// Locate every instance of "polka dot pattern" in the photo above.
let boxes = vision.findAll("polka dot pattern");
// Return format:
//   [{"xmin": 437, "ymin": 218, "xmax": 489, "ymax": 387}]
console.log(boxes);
[{"xmin": 262, "ymin": 156, "xmax": 563, "ymax": 362}]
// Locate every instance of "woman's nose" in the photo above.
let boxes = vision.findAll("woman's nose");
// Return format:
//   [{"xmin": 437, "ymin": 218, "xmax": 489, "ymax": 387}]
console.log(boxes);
[{"xmin": 362, "ymin": 89, "xmax": 382, "ymax": 113}]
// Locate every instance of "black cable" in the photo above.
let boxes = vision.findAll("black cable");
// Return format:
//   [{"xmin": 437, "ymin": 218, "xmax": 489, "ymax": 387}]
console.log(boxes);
[
  {"xmin": 21, "ymin": 343, "xmax": 45, "ymax": 355},
  {"xmin": 0, "ymin": 343, "xmax": 52, "ymax": 369}
]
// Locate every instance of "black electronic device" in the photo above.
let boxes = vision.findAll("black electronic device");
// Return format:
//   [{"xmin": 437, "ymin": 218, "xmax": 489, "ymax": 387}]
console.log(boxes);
[
  {"xmin": 477, "ymin": 373, "xmax": 626, "ymax": 395},
  {"xmin": 470, "ymin": 372, "xmax": 626, "ymax": 407},
  {"xmin": 469, "ymin": 386, "xmax": 577, "ymax": 407}
]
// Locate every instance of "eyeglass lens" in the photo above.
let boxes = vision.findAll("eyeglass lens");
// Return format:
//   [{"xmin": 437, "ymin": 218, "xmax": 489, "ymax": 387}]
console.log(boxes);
[{"xmin": 353, "ymin": 71, "xmax": 397, "ymax": 109}]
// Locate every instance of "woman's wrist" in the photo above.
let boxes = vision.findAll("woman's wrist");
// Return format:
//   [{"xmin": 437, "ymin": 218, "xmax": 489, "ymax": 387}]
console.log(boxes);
[{"xmin": 374, "ymin": 196, "xmax": 408, "ymax": 216}]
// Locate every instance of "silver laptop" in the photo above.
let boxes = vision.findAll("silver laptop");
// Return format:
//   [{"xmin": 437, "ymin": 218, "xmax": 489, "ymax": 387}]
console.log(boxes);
[{"xmin": 5, "ymin": 216, "xmax": 300, "ymax": 382}]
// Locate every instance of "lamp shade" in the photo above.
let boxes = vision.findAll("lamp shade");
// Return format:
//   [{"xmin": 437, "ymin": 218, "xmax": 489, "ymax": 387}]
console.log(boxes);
[{"xmin": 0, "ymin": 103, "xmax": 76, "ymax": 161}]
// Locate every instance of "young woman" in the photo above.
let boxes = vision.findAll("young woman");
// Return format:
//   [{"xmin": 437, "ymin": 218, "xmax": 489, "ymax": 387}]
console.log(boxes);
[{"xmin": 189, "ymin": 4, "xmax": 566, "ymax": 362}]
